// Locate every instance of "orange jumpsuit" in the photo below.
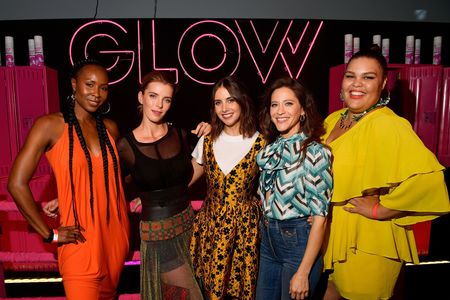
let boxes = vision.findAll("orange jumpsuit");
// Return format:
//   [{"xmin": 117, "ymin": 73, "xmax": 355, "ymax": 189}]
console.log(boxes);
[{"xmin": 46, "ymin": 124, "xmax": 129, "ymax": 300}]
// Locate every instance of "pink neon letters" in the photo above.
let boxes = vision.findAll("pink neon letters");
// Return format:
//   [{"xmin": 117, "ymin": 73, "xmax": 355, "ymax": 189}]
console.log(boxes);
[{"xmin": 69, "ymin": 19, "xmax": 322, "ymax": 85}]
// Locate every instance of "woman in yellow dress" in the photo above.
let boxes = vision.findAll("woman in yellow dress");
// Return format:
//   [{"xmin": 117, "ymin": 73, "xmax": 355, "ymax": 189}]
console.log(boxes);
[
  {"xmin": 322, "ymin": 46, "xmax": 450, "ymax": 300},
  {"xmin": 190, "ymin": 76, "xmax": 264, "ymax": 299}
]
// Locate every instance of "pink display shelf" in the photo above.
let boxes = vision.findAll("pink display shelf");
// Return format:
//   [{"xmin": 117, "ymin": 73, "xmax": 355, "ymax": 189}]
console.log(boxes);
[
  {"xmin": 0, "ymin": 67, "xmax": 59, "ymax": 177},
  {"xmin": 437, "ymin": 68, "xmax": 450, "ymax": 166},
  {"xmin": 397, "ymin": 65, "xmax": 443, "ymax": 153},
  {"xmin": 0, "ymin": 175, "xmax": 57, "ymax": 252},
  {"xmin": 0, "ymin": 68, "xmax": 19, "ymax": 177}
]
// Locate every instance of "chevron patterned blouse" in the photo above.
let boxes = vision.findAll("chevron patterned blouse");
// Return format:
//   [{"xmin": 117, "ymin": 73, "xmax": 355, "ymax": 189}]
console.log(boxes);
[{"xmin": 257, "ymin": 132, "xmax": 333, "ymax": 220}]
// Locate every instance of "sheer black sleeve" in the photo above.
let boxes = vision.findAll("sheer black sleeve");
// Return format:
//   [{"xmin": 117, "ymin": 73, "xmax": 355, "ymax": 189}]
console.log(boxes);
[{"xmin": 116, "ymin": 135, "xmax": 135, "ymax": 179}]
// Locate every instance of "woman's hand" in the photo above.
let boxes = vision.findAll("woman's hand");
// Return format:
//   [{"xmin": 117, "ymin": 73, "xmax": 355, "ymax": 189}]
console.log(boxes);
[
  {"xmin": 191, "ymin": 122, "xmax": 211, "ymax": 137},
  {"xmin": 290, "ymin": 271, "xmax": 309, "ymax": 300},
  {"xmin": 57, "ymin": 225, "xmax": 86, "ymax": 244},
  {"xmin": 42, "ymin": 198, "xmax": 59, "ymax": 218},
  {"xmin": 344, "ymin": 195, "xmax": 379, "ymax": 219},
  {"xmin": 129, "ymin": 197, "xmax": 142, "ymax": 213}
]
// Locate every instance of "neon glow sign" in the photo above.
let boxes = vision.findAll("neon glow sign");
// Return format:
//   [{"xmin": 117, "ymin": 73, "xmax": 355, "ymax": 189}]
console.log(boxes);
[{"xmin": 69, "ymin": 19, "xmax": 323, "ymax": 85}]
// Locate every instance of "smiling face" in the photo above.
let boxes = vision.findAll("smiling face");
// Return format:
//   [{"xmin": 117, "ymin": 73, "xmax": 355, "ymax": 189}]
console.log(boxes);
[
  {"xmin": 342, "ymin": 57, "xmax": 386, "ymax": 114},
  {"xmin": 213, "ymin": 86, "xmax": 242, "ymax": 135},
  {"xmin": 71, "ymin": 64, "xmax": 109, "ymax": 114},
  {"xmin": 138, "ymin": 81, "xmax": 174, "ymax": 124},
  {"xmin": 270, "ymin": 86, "xmax": 304, "ymax": 138}
]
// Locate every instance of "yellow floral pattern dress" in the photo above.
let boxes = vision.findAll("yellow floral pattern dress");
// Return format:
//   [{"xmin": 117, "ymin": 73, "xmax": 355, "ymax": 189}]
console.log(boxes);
[{"xmin": 190, "ymin": 134, "xmax": 264, "ymax": 300}]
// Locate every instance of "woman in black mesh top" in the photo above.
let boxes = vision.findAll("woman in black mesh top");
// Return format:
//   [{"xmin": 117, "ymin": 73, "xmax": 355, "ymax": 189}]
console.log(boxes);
[{"xmin": 116, "ymin": 71, "xmax": 209, "ymax": 300}]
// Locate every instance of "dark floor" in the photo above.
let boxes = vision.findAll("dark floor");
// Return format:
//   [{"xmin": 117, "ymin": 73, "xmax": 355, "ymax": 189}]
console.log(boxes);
[{"xmin": 4, "ymin": 260, "xmax": 450, "ymax": 299}]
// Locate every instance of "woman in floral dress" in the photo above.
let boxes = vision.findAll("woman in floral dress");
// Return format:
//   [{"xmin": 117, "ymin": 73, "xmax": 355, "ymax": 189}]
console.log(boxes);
[{"xmin": 190, "ymin": 77, "xmax": 264, "ymax": 300}]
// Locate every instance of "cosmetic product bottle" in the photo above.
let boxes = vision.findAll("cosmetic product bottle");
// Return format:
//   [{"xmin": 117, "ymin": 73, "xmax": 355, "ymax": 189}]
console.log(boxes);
[
  {"xmin": 34, "ymin": 35, "xmax": 44, "ymax": 66},
  {"xmin": 344, "ymin": 34, "xmax": 353, "ymax": 63},
  {"xmin": 5, "ymin": 36, "xmax": 15, "ymax": 67},
  {"xmin": 433, "ymin": 36, "xmax": 442, "ymax": 65},
  {"xmin": 382, "ymin": 38, "xmax": 390, "ymax": 63},
  {"xmin": 405, "ymin": 35, "xmax": 414, "ymax": 64},
  {"xmin": 28, "ymin": 39, "xmax": 36, "ymax": 66},
  {"xmin": 373, "ymin": 35, "xmax": 381, "ymax": 47},
  {"xmin": 353, "ymin": 37, "xmax": 360, "ymax": 54},
  {"xmin": 414, "ymin": 39, "xmax": 421, "ymax": 64}
]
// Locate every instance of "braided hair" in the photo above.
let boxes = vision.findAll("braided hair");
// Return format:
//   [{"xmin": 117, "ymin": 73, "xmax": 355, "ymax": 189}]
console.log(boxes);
[{"xmin": 67, "ymin": 59, "xmax": 122, "ymax": 226}]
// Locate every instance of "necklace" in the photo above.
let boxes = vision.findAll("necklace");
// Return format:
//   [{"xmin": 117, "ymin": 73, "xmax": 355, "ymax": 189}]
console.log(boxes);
[
  {"xmin": 338, "ymin": 112, "xmax": 353, "ymax": 130},
  {"xmin": 338, "ymin": 98, "xmax": 389, "ymax": 130}
]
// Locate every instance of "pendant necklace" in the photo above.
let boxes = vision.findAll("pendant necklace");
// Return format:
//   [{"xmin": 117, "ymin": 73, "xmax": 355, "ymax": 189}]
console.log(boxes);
[{"xmin": 338, "ymin": 98, "xmax": 388, "ymax": 130}]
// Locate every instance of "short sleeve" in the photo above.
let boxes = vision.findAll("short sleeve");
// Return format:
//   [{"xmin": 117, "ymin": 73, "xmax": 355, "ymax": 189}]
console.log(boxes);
[
  {"xmin": 304, "ymin": 144, "xmax": 333, "ymax": 216},
  {"xmin": 191, "ymin": 136, "xmax": 205, "ymax": 165}
]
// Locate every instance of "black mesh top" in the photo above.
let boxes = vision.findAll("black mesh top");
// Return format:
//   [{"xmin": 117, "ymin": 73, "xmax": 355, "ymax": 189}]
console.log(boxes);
[{"xmin": 117, "ymin": 126, "xmax": 193, "ymax": 193}]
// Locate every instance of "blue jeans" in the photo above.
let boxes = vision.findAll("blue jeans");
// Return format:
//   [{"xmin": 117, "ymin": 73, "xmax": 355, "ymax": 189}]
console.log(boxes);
[{"xmin": 255, "ymin": 217, "xmax": 323, "ymax": 300}]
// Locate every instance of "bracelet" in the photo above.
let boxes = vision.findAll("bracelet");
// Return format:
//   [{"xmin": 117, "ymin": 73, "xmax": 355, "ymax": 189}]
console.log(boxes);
[
  {"xmin": 372, "ymin": 202, "xmax": 380, "ymax": 219},
  {"xmin": 43, "ymin": 229, "xmax": 54, "ymax": 243},
  {"xmin": 52, "ymin": 229, "xmax": 59, "ymax": 244}
]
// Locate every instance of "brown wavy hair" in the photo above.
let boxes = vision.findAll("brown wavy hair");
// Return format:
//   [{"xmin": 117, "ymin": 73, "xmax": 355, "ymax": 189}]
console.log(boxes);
[
  {"xmin": 210, "ymin": 76, "xmax": 257, "ymax": 141},
  {"xmin": 259, "ymin": 77, "xmax": 325, "ymax": 149}
]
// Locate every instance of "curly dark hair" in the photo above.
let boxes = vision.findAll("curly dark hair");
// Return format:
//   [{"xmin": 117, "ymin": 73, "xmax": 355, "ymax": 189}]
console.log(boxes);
[{"xmin": 259, "ymin": 76, "xmax": 326, "ymax": 151}]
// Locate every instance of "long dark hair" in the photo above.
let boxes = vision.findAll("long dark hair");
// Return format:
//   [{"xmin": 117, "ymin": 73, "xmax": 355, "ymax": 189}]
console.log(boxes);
[
  {"xmin": 259, "ymin": 77, "xmax": 325, "ymax": 150},
  {"xmin": 210, "ymin": 76, "xmax": 257, "ymax": 141},
  {"xmin": 67, "ymin": 59, "xmax": 121, "ymax": 226}
]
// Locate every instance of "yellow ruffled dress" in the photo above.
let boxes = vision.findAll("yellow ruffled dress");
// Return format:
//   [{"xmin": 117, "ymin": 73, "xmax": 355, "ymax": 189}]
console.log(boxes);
[{"xmin": 323, "ymin": 107, "xmax": 450, "ymax": 299}]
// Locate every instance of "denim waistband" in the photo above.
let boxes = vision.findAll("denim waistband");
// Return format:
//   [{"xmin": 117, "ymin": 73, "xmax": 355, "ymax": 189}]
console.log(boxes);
[{"xmin": 262, "ymin": 215, "xmax": 308, "ymax": 226}]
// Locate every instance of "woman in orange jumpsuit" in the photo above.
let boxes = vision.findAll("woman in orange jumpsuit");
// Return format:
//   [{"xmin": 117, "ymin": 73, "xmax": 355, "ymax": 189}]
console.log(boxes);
[{"xmin": 8, "ymin": 59, "xmax": 129, "ymax": 300}]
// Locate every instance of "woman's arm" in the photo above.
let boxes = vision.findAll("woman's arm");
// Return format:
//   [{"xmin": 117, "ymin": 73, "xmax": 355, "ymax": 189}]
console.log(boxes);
[
  {"xmin": 189, "ymin": 158, "xmax": 204, "ymax": 187},
  {"xmin": 8, "ymin": 115, "xmax": 85, "ymax": 244},
  {"xmin": 345, "ymin": 195, "xmax": 407, "ymax": 220},
  {"xmin": 290, "ymin": 216, "xmax": 327, "ymax": 300},
  {"xmin": 190, "ymin": 121, "xmax": 211, "ymax": 137},
  {"xmin": 8, "ymin": 116, "xmax": 60, "ymax": 239}
]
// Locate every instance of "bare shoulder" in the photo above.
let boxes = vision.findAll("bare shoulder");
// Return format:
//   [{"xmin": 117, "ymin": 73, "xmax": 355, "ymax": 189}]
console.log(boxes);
[
  {"xmin": 32, "ymin": 113, "xmax": 65, "ymax": 143},
  {"xmin": 17, "ymin": 113, "xmax": 65, "ymax": 155},
  {"xmin": 103, "ymin": 118, "xmax": 120, "ymax": 141}
]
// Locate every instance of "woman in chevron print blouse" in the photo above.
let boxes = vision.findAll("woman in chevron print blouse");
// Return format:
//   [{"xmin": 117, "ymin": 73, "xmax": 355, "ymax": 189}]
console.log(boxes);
[{"xmin": 256, "ymin": 77, "xmax": 333, "ymax": 300}]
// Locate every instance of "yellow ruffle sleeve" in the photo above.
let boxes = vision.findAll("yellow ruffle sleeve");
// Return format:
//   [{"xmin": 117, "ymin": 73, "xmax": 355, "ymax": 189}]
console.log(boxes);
[{"xmin": 323, "ymin": 107, "xmax": 450, "ymax": 267}]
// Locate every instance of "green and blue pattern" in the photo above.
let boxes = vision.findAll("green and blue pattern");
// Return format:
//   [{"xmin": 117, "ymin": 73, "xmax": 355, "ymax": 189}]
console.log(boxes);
[{"xmin": 257, "ymin": 132, "xmax": 333, "ymax": 220}]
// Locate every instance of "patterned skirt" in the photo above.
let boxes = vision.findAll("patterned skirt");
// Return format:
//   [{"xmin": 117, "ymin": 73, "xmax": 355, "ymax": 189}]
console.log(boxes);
[
  {"xmin": 190, "ymin": 199, "xmax": 261, "ymax": 300},
  {"xmin": 140, "ymin": 205, "xmax": 203, "ymax": 300}
]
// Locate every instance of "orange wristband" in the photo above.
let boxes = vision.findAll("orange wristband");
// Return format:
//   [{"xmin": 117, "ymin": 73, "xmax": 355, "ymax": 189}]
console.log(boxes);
[{"xmin": 372, "ymin": 202, "xmax": 380, "ymax": 219}]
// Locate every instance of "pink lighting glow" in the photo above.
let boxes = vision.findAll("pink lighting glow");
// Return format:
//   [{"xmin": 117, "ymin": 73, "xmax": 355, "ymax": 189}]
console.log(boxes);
[
  {"xmin": 149, "ymin": 20, "xmax": 179, "ymax": 84},
  {"xmin": 69, "ymin": 20, "xmax": 135, "ymax": 85},
  {"xmin": 192, "ymin": 34, "xmax": 227, "ymax": 72},
  {"xmin": 250, "ymin": 21, "xmax": 279, "ymax": 53},
  {"xmin": 70, "ymin": 19, "xmax": 323, "ymax": 86},
  {"xmin": 178, "ymin": 20, "xmax": 241, "ymax": 85},
  {"xmin": 280, "ymin": 21, "xmax": 323, "ymax": 79},
  {"xmin": 235, "ymin": 20, "xmax": 293, "ymax": 84}
]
